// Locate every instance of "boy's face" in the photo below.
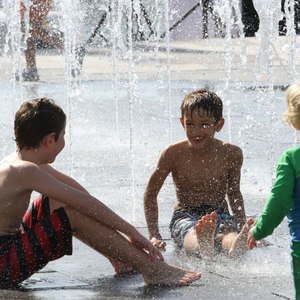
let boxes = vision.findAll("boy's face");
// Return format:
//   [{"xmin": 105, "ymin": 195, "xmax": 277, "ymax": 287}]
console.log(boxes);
[
  {"xmin": 48, "ymin": 124, "xmax": 66, "ymax": 163},
  {"xmin": 180, "ymin": 108, "xmax": 224, "ymax": 149}
]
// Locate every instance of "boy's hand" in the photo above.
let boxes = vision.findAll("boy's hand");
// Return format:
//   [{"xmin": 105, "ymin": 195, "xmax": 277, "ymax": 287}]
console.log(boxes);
[
  {"xmin": 247, "ymin": 230, "xmax": 257, "ymax": 250},
  {"xmin": 150, "ymin": 237, "xmax": 166, "ymax": 251},
  {"xmin": 130, "ymin": 233, "xmax": 164, "ymax": 261}
]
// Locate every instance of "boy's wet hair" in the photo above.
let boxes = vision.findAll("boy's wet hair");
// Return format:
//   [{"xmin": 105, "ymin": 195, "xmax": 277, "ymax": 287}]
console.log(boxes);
[
  {"xmin": 181, "ymin": 88, "xmax": 223, "ymax": 121},
  {"xmin": 285, "ymin": 82, "xmax": 300, "ymax": 129},
  {"xmin": 14, "ymin": 97, "xmax": 66, "ymax": 150}
]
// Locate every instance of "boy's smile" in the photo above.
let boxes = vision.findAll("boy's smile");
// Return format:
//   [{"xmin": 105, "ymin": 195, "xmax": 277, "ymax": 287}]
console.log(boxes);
[{"xmin": 180, "ymin": 109, "xmax": 224, "ymax": 149}]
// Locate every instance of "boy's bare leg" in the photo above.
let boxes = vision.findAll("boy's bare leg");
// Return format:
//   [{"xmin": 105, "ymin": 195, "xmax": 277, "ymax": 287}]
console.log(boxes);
[
  {"xmin": 50, "ymin": 199, "xmax": 135, "ymax": 274},
  {"xmin": 62, "ymin": 206, "xmax": 201, "ymax": 286},
  {"xmin": 225, "ymin": 218, "xmax": 255, "ymax": 257},
  {"xmin": 107, "ymin": 257, "xmax": 136, "ymax": 274},
  {"xmin": 183, "ymin": 212, "xmax": 217, "ymax": 258}
]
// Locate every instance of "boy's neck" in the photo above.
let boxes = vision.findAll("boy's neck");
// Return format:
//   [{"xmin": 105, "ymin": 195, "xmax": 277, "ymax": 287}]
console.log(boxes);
[
  {"xmin": 17, "ymin": 148, "xmax": 46, "ymax": 165},
  {"xmin": 187, "ymin": 138, "xmax": 217, "ymax": 155}
]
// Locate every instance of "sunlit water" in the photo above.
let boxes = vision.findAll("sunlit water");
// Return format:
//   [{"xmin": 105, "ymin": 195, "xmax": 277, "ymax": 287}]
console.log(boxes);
[
  {"xmin": 0, "ymin": 80, "xmax": 290, "ymax": 233},
  {"xmin": 0, "ymin": 0, "xmax": 298, "ymax": 287}
]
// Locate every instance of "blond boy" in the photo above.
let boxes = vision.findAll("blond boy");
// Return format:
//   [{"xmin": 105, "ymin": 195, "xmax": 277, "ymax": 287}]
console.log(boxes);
[{"xmin": 248, "ymin": 82, "xmax": 300, "ymax": 299}]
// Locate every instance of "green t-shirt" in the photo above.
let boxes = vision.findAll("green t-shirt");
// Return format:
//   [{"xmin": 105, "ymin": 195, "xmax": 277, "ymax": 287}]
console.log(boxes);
[{"xmin": 253, "ymin": 146, "xmax": 300, "ymax": 241}]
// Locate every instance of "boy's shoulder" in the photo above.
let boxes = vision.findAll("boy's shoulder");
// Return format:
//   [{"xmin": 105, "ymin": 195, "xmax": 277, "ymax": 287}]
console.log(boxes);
[
  {"xmin": 219, "ymin": 140, "xmax": 242, "ymax": 154},
  {"xmin": 162, "ymin": 139, "xmax": 242, "ymax": 156},
  {"xmin": 157, "ymin": 140, "xmax": 188, "ymax": 165},
  {"xmin": 284, "ymin": 145, "xmax": 300, "ymax": 155},
  {"xmin": 163, "ymin": 140, "xmax": 188, "ymax": 155},
  {"xmin": 214, "ymin": 139, "xmax": 243, "ymax": 163},
  {"xmin": 0, "ymin": 152, "xmax": 41, "ymax": 177},
  {"xmin": 280, "ymin": 146, "xmax": 300, "ymax": 164}
]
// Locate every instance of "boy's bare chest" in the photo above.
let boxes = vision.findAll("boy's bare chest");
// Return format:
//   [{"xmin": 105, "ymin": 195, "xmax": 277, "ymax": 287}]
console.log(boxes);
[{"xmin": 172, "ymin": 155, "xmax": 228, "ymax": 187}]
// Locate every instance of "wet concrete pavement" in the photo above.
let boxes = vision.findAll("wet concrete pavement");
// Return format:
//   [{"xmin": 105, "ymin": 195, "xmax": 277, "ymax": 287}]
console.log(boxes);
[
  {"xmin": 1, "ymin": 235, "xmax": 292, "ymax": 300},
  {"xmin": 2, "ymin": 234, "xmax": 293, "ymax": 300}
]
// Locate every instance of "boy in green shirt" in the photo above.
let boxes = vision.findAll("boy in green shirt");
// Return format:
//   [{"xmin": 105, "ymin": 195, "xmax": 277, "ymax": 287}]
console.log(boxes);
[{"xmin": 248, "ymin": 82, "xmax": 300, "ymax": 300}]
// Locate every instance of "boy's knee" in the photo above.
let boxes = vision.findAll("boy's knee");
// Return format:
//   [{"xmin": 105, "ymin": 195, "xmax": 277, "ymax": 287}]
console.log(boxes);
[
  {"xmin": 62, "ymin": 207, "xmax": 84, "ymax": 232},
  {"xmin": 49, "ymin": 198, "xmax": 65, "ymax": 213}
]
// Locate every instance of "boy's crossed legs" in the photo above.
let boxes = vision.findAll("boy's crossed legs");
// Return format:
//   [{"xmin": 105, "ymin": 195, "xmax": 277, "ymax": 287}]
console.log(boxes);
[
  {"xmin": 170, "ymin": 207, "xmax": 253, "ymax": 258},
  {"xmin": 183, "ymin": 212, "xmax": 217, "ymax": 258}
]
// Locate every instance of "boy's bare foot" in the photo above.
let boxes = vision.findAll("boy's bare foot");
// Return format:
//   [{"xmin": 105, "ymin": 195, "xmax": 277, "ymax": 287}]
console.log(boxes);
[
  {"xmin": 142, "ymin": 261, "xmax": 201, "ymax": 286},
  {"xmin": 228, "ymin": 218, "xmax": 255, "ymax": 258},
  {"xmin": 195, "ymin": 211, "xmax": 217, "ymax": 258}
]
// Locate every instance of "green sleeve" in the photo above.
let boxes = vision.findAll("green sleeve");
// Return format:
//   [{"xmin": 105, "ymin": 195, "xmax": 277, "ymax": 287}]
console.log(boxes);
[{"xmin": 252, "ymin": 150, "xmax": 296, "ymax": 241}]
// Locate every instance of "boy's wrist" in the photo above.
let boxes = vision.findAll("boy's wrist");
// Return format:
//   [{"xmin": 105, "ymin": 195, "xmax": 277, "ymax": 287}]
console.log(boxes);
[{"xmin": 149, "ymin": 232, "xmax": 162, "ymax": 240}]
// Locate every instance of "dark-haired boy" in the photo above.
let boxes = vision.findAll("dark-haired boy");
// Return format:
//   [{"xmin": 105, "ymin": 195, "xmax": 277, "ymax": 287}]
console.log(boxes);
[
  {"xmin": 144, "ymin": 89, "xmax": 253, "ymax": 258},
  {"xmin": 0, "ymin": 97, "xmax": 201, "ymax": 288}
]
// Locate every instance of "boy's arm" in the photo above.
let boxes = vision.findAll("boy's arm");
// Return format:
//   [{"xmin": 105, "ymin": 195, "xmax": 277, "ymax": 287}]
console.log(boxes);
[
  {"xmin": 40, "ymin": 164, "xmax": 88, "ymax": 193},
  {"xmin": 252, "ymin": 152, "xmax": 295, "ymax": 241},
  {"xmin": 144, "ymin": 148, "xmax": 172, "ymax": 248},
  {"xmin": 226, "ymin": 146, "xmax": 246, "ymax": 227},
  {"xmin": 20, "ymin": 163, "xmax": 163, "ymax": 260}
]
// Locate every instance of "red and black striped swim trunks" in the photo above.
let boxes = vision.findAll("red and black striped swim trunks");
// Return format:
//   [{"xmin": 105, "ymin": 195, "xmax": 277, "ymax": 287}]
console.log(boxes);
[{"xmin": 0, "ymin": 195, "xmax": 72, "ymax": 288}]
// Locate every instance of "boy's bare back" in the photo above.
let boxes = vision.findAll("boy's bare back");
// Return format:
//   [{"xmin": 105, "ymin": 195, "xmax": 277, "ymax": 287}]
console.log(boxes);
[{"xmin": 0, "ymin": 153, "xmax": 33, "ymax": 234}]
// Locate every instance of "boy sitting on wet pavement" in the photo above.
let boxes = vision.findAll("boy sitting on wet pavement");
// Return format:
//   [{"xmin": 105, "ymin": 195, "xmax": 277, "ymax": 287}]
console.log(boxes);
[
  {"xmin": 0, "ymin": 97, "xmax": 201, "ymax": 288},
  {"xmin": 144, "ymin": 88, "xmax": 254, "ymax": 258}
]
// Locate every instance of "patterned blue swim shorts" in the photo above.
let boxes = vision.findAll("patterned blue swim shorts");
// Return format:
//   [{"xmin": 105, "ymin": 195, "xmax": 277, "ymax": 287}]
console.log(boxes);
[{"xmin": 169, "ymin": 205, "xmax": 239, "ymax": 252}]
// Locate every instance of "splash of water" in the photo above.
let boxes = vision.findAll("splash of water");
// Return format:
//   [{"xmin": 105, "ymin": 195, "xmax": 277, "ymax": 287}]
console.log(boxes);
[{"xmin": 0, "ymin": 0, "xmax": 298, "ymax": 232}]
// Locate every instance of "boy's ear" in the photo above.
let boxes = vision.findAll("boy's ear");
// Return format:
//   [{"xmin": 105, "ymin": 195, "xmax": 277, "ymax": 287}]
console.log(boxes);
[
  {"xmin": 215, "ymin": 118, "xmax": 225, "ymax": 132},
  {"xmin": 42, "ymin": 132, "xmax": 56, "ymax": 147},
  {"xmin": 291, "ymin": 120, "xmax": 300, "ymax": 131},
  {"xmin": 180, "ymin": 117, "xmax": 184, "ymax": 127}
]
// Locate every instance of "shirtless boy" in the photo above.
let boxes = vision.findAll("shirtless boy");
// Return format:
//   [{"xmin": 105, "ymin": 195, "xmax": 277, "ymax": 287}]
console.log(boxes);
[
  {"xmin": 144, "ymin": 88, "xmax": 253, "ymax": 258},
  {"xmin": 0, "ymin": 97, "xmax": 201, "ymax": 288}
]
